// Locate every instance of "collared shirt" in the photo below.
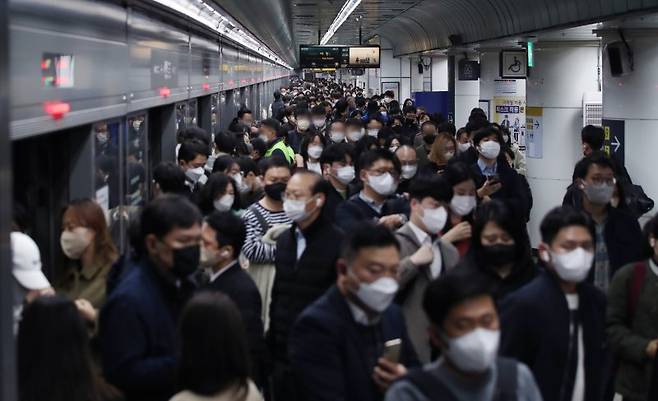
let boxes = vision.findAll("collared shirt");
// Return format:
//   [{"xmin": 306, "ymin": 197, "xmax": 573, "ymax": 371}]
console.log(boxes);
[
  {"xmin": 346, "ymin": 298, "xmax": 381, "ymax": 326},
  {"xmin": 295, "ymin": 228, "xmax": 306, "ymax": 261},
  {"xmin": 359, "ymin": 191, "xmax": 384, "ymax": 215},
  {"xmin": 209, "ymin": 260, "xmax": 239, "ymax": 283},
  {"xmin": 477, "ymin": 158, "xmax": 497, "ymax": 177},
  {"xmin": 58, "ymin": 261, "xmax": 113, "ymax": 309},
  {"xmin": 408, "ymin": 221, "xmax": 443, "ymax": 278},
  {"xmin": 593, "ymin": 222, "xmax": 610, "ymax": 291}
]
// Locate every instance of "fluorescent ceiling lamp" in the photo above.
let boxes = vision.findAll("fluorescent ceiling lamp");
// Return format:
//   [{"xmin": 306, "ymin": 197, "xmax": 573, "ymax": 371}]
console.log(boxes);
[
  {"xmin": 151, "ymin": 0, "xmax": 292, "ymax": 69},
  {"xmin": 320, "ymin": 0, "xmax": 362, "ymax": 45}
]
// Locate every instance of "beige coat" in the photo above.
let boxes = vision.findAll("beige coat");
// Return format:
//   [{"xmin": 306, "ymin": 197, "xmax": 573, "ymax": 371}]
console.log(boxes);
[{"xmin": 170, "ymin": 380, "xmax": 263, "ymax": 401}]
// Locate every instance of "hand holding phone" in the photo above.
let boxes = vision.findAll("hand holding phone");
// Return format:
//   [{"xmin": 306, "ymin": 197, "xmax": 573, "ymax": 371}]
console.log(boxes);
[{"xmin": 382, "ymin": 338, "xmax": 402, "ymax": 364}]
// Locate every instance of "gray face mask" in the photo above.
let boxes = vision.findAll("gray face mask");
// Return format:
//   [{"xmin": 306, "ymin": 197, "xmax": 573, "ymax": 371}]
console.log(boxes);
[{"xmin": 583, "ymin": 182, "xmax": 614, "ymax": 205}]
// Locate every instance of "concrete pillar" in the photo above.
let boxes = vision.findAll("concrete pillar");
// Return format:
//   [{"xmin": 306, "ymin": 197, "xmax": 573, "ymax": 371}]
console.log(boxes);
[
  {"xmin": 454, "ymin": 54, "xmax": 481, "ymax": 128},
  {"xmin": 602, "ymin": 33, "xmax": 658, "ymax": 221},
  {"xmin": 525, "ymin": 43, "xmax": 600, "ymax": 246}
]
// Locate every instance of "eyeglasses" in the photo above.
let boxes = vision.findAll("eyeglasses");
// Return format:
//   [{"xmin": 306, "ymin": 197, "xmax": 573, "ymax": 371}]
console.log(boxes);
[{"xmin": 590, "ymin": 177, "xmax": 616, "ymax": 186}]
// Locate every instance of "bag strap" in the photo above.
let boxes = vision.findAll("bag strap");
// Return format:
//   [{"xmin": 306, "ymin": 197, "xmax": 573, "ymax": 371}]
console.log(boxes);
[
  {"xmin": 403, "ymin": 368, "xmax": 459, "ymax": 401},
  {"xmin": 248, "ymin": 204, "xmax": 270, "ymax": 234},
  {"xmin": 627, "ymin": 261, "xmax": 648, "ymax": 323},
  {"xmin": 493, "ymin": 358, "xmax": 518, "ymax": 401}
]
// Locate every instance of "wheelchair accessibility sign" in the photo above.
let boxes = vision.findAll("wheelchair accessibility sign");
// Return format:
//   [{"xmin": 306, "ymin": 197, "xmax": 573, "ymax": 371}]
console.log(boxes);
[{"xmin": 500, "ymin": 50, "xmax": 527, "ymax": 79}]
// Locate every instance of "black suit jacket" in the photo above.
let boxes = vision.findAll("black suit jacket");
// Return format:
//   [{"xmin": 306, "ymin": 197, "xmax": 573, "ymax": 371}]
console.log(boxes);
[
  {"xmin": 205, "ymin": 263, "xmax": 268, "ymax": 387},
  {"xmin": 500, "ymin": 271, "xmax": 609, "ymax": 401},
  {"xmin": 470, "ymin": 160, "xmax": 530, "ymax": 219},
  {"xmin": 289, "ymin": 286, "xmax": 419, "ymax": 401},
  {"xmin": 334, "ymin": 193, "xmax": 410, "ymax": 232}
]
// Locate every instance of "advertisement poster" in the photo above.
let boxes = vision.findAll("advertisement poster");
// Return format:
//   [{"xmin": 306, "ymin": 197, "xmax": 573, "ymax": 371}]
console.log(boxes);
[
  {"xmin": 526, "ymin": 107, "xmax": 543, "ymax": 159},
  {"xmin": 493, "ymin": 79, "xmax": 526, "ymax": 150}
]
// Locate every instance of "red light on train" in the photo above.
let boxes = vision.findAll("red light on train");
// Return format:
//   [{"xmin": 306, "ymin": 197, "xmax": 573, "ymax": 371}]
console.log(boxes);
[
  {"xmin": 159, "ymin": 87, "xmax": 171, "ymax": 97},
  {"xmin": 43, "ymin": 101, "xmax": 71, "ymax": 120},
  {"xmin": 202, "ymin": 83, "xmax": 210, "ymax": 91}
]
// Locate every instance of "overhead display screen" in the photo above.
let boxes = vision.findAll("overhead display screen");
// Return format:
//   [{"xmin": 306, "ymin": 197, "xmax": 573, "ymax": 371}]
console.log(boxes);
[{"xmin": 299, "ymin": 45, "xmax": 380, "ymax": 68}]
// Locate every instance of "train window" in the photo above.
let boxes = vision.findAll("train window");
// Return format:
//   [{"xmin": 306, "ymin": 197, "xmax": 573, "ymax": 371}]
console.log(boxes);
[
  {"xmin": 94, "ymin": 120, "xmax": 124, "ymax": 251},
  {"xmin": 187, "ymin": 99, "xmax": 198, "ymax": 127},
  {"xmin": 211, "ymin": 93, "xmax": 218, "ymax": 135},
  {"xmin": 176, "ymin": 102, "xmax": 186, "ymax": 131},
  {"xmin": 126, "ymin": 113, "xmax": 147, "ymax": 208}
]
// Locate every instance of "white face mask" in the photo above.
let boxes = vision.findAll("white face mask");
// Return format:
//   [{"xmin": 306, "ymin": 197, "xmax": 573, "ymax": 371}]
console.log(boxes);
[
  {"xmin": 478, "ymin": 141, "xmax": 501, "ymax": 160},
  {"xmin": 348, "ymin": 130, "xmax": 364, "ymax": 142},
  {"xmin": 307, "ymin": 145, "xmax": 324, "ymax": 159},
  {"xmin": 231, "ymin": 173, "xmax": 250, "ymax": 194},
  {"xmin": 336, "ymin": 166, "xmax": 355, "ymax": 184},
  {"xmin": 60, "ymin": 227, "xmax": 93, "ymax": 260},
  {"xmin": 185, "ymin": 167, "xmax": 205, "ymax": 183},
  {"xmin": 213, "ymin": 195, "xmax": 234, "ymax": 212},
  {"xmin": 420, "ymin": 205, "xmax": 448, "ymax": 234},
  {"xmin": 442, "ymin": 328, "xmax": 500, "ymax": 373},
  {"xmin": 451, "ymin": 195, "xmax": 477, "ymax": 216},
  {"xmin": 354, "ymin": 275, "xmax": 399, "ymax": 313},
  {"xmin": 380, "ymin": 111, "xmax": 388, "ymax": 117},
  {"xmin": 367, "ymin": 173, "xmax": 398, "ymax": 196},
  {"xmin": 330, "ymin": 132, "xmax": 345, "ymax": 143},
  {"xmin": 313, "ymin": 118, "xmax": 326, "ymax": 128},
  {"xmin": 258, "ymin": 134, "xmax": 270, "ymax": 143},
  {"xmin": 389, "ymin": 146, "xmax": 399, "ymax": 154},
  {"xmin": 133, "ymin": 120, "xmax": 142, "ymax": 131},
  {"xmin": 367, "ymin": 128, "xmax": 379, "ymax": 138},
  {"xmin": 458, "ymin": 142, "xmax": 472, "ymax": 152},
  {"xmin": 283, "ymin": 197, "xmax": 319, "ymax": 222},
  {"xmin": 542, "ymin": 247, "xmax": 594, "ymax": 283},
  {"xmin": 444, "ymin": 151, "xmax": 455, "ymax": 160},
  {"xmin": 401, "ymin": 164, "xmax": 418, "ymax": 180},
  {"xmin": 297, "ymin": 119, "xmax": 310, "ymax": 130}
]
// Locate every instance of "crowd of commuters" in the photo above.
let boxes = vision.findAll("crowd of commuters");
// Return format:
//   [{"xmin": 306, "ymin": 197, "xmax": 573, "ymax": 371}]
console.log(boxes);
[{"xmin": 9, "ymin": 77, "xmax": 658, "ymax": 401}]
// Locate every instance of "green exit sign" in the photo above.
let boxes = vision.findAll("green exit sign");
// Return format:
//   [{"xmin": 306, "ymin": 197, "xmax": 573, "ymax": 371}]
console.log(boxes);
[{"xmin": 527, "ymin": 42, "xmax": 534, "ymax": 68}]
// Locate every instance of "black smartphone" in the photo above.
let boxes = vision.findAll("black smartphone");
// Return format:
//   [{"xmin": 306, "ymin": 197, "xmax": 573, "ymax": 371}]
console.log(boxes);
[{"xmin": 487, "ymin": 174, "xmax": 501, "ymax": 184}]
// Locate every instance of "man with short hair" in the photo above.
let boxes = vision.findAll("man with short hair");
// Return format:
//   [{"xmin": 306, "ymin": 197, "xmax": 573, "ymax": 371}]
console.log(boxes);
[
  {"xmin": 289, "ymin": 223, "xmax": 419, "ymax": 401},
  {"xmin": 177, "ymin": 139, "xmax": 210, "ymax": 190},
  {"xmin": 288, "ymin": 109, "xmax": 313, "ymax": 153},
  {"xmin": 269, "ymin": 171, "xmax": 344, "ymax": 401},
  {"xmin": 320, "ymin": 143, "xmax": 355, "ymax": 217},
  {"xmin": 387, "ymin": 267, "xmax": 542, "ymax": 401},
  {"xmin": 101, "ymin": 195, "xmax": 202, "ymax": 401},
  {"xmin": 335, "ymin": 149, "xmax": 408, "ymax": 232},
  {"xmin": 395, "ymin": 145, "xmax": 418, "ymax": 194},
  {"xmin": 400, "ymin": 105, "xmax": 419, "ymax": 141},
  {"xmin": 501, "ymin": 206, "xmax": 608, "ymax": 401},
  {"xmin": 564, "ymin": 153, "xmax": 643, "ymax": 290},
  {"xmin": 152, "ymin": 161, "xmax": 187, "ymax": 197},
  {"xmin": 327, "ymin": 119, "xmax": 347, "ymax": 144},
  {"xmin": 311, "ymin": 104, "xmax": 328, "ymax": 133},
  {"xmin": 395, "ymin": 175, "xmax": 459, "ymax": 363},
  {"xmin": 581, "ymin": 125, "xmax": 605, "ymax": 158},
  {"xmin": 260, "ymin": 118, "xmax": 295, "ymax": 164},
  {"xmin": 272, "ymin": 91, "xmax": 285, "ymax": 121},
  {"xmin": 346, "ymin": 118, "xmax": 365, "ymax": 144}
]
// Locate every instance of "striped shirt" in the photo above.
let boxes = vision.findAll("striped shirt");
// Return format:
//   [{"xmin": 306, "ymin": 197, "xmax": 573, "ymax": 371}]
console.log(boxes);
[{"xmin": 241, "ymin": 202, "xmax": 291, "ymax": 264}]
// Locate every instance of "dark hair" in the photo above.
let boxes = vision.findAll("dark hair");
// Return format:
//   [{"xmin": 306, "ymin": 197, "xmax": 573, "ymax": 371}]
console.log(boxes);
[
  {"xmin": 140, "ymin": 194, "xmax": 202, "ymax": 240},
  {"xmin": 403, "ymin": 105, "xmax": 417, "ymax": 115},
  {"xmin": 643, "ymin": 215, "xmax": 658, "ymax": 258},
  {"xmin": 198, "ymin": 173, "xmax": 239, "ymax": 215},
  {"xmin": 472, "ymin": 125, "xmax": 502, "ymax": 147},
  {"xmin": 236, "ymin": 156, "xmax": 259, "ymax": 176},
  {"xmin": 212, "ymin": 155, "xmax": 238, "ymax": 175},
  {"xmin": 423, "ymin": 266, "xmax": 496, "ymax": 327},
  {"xmin": 470, "ymin": 199, "xmax": 532, "ymax": 269},
  {"xmin": 300, "ymin": 132, "xmax": 328, "ymax": 162},
  {"xmin": 540, "ymin": 206, "xmax": 595, "ymax": 246},
  {"xmin": 177, "ymin": 127, "xmax": 211, "ymax": 146},
  {"xmin": 437, "ymin": 122, "xmax": 457, "ymax": 137},
  {"xmin": 177, "ymin": 292, "xmax": 250, "ymax": 397},
  {"xmin": 421, "ymin": 120, "xmax": 437, "ymax": 131},
  {"xmin": 258, "ymin": 156, "xmax": 292, "ymax": 176},
  {"xmin": 250, "ymin": 138, "xmax": 267, "ymax": 159},
  {"xmin": 346, "ymin": 118, "xmax": 364, "ymax": 129},
  {"xmin": 153, "ymin": 162, "xmax": 187, "ymax": 195},
  {"xmin": 573, "ymin": 151, "xmax": 615, "ymax": 180},
  {"xmin": 311, "ymin": 104, "xmax": 326, "ymax": 116},
  {"xmin": 581, "ymin": 125, "xmax": 605, "ymax": 151},
  {"xmin": 341, "ymin": 222, "xmax": 400, "ymax": 262},
  {"xmin": 260, "ymin": 118, "xmax": 282, "ymax": 136},
  {"xmin": 178, "ymin": 139, "xmax": 210, "ymax": 163},
  {"xmin": 205, "ymin": 211, "xmax": 246, "ymax": 257},
  {"xmin": 274, "ymin": 91, "xmax": 281, "ymax": 100},
  {"xmin": 409, "ymin": 175, "xmax": 453, "ymax": 203},
  {"xmin": 358, "ymin": 148, "xmax": 400, "ymax": 175},
  {"xmin": 18, "ymin": 296, "xmax": 101, "ymax": 401},
  {"xmin": 444, "ymin": 162, "xmax": 475, "ymax": 187},
  {"xmin": 320, "ymin": 143, "xmax": 353, "ymax": 166},
  {"xmin": 13, "ymin": 202, "xmax": 30, "ymax": 232},
  {"xmin": 294, "ymin": 108, "xmax": 311, "ymax": 118},
  {"xmin": 237, "ymin": 108, "xmax": 252, "ymax": 119},
  {"xmin": 214, "ymin": 132, "xmax": 236, "ymax": 155}
]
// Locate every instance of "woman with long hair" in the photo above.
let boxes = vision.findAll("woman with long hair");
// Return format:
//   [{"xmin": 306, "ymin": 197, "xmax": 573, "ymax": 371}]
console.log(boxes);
[
  {"xmin": 198, "ymin": 173, "xmax": 241, "ymax": 216},
  {"xmin": 424, "ymin": 132, "xmax": 457, "ymax": 175},
  {"xmin": 172, "ymin": 292, "xmax": 263, "ymax": 401},
  {"xmin": 442, "ymin": 162, "xmax": 477, "ymax": 256},
  {"xmin": 57, "ymin": 199, "xmax": 118, "ymax": 321},
  {"xmin": 18, "ymin": 295, "xmax": 121, "ymax": 401},
  {"xmin": 296, "ymin": 131, "xmax": 327, "ymax": 174}
]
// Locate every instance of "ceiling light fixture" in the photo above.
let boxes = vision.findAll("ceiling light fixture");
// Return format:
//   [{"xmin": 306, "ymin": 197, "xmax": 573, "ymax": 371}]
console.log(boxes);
[
  {"xmin": 320, "ymin": 0, "xmax": 362, "ymax": 45},
  {"xmin": 151, "ymin": 0, "xmax": 292, "ymax": 69}
]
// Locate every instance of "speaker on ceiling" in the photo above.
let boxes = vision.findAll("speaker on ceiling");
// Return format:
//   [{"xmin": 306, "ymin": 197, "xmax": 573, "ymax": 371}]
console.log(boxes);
[{"xmin": 449, "ymin": 34, "xmax": 463, "ymax": 47}]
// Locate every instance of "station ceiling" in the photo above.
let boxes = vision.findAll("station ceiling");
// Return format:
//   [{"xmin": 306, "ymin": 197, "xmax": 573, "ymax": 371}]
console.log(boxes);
[{"xmin": 215, "ymin": 0, "xmax": 658, "ymax": 66}]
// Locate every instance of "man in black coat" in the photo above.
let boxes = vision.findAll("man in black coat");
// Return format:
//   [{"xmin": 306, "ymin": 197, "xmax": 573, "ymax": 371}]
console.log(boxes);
[
  {"xmin": 335, "ymin": 149, "xmax": 409, "ymax": 232},
  {"xmin": 200, "ymin": 211, "xmax": 267, "ymax": 388},
  {"xmin": 268, "ymin": 170, "xmax": 344, "ymax": 401},
  {"xmin": 500, "ymin": 206, "xmax": 609, "ymax": 401}
]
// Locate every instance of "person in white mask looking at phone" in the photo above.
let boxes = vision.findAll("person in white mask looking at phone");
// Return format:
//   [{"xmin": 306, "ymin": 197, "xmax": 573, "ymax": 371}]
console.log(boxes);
[
  {"xmin": 289, "ymin": 223, "xmax": 419, "ymax": 401},
  {"xmin": 395, "ymin": 175, "xmax": 460, "ymax": 363},
  {"xmin": 387, "ymin": 267, "xmax": 542, "ymax": 401},
  {"xmin": 500, "ymin": 206, "xmax": 608, "ymax": 401}
]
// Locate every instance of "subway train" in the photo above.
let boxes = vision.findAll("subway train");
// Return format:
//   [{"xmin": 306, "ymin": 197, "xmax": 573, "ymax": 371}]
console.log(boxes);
[{"xmin": 9, "ymin": 0, "xmax": 291, "ymax": 277}]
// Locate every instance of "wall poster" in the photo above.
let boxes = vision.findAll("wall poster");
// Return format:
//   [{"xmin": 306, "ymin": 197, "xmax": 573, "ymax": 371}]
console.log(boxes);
[
  {"xmin": 493, "ymin": 79, "xmax": 526, "ymax": 150},
  {"xmin": 526, "ymin": 107, "xmax": 543, "ymax": 159}
]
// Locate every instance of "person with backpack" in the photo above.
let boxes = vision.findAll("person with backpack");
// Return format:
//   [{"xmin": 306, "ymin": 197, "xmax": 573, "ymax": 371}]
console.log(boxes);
[
  {"xmin": 386, "ymin": 267, "xmax": 542, "ymax": 401},
  {"xmin": 606, "ymin": 214, "xmax": 658, "ymax": 401}
]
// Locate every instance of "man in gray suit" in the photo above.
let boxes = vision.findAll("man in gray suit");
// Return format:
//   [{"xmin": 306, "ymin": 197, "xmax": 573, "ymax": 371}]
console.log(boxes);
[{"xmin": 395, "ymin": 174, "xmax": 460, "ymax": 363}]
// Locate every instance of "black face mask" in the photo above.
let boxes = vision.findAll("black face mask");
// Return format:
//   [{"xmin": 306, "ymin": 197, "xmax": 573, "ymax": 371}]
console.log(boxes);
[
  {"xmin": 171, "ymin": 244, "xmax": 201, "ymax": 279},
  {"xmin": 481, "ymin": 244, "xmax": 516, "ymax": 267},
  {"xmin": 264, "ymin": 182, "xmax": 286, "ymax": 201},
  {"xmin": 423, "ymin": 134, "xmax": 436, "ymax": 145}
]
